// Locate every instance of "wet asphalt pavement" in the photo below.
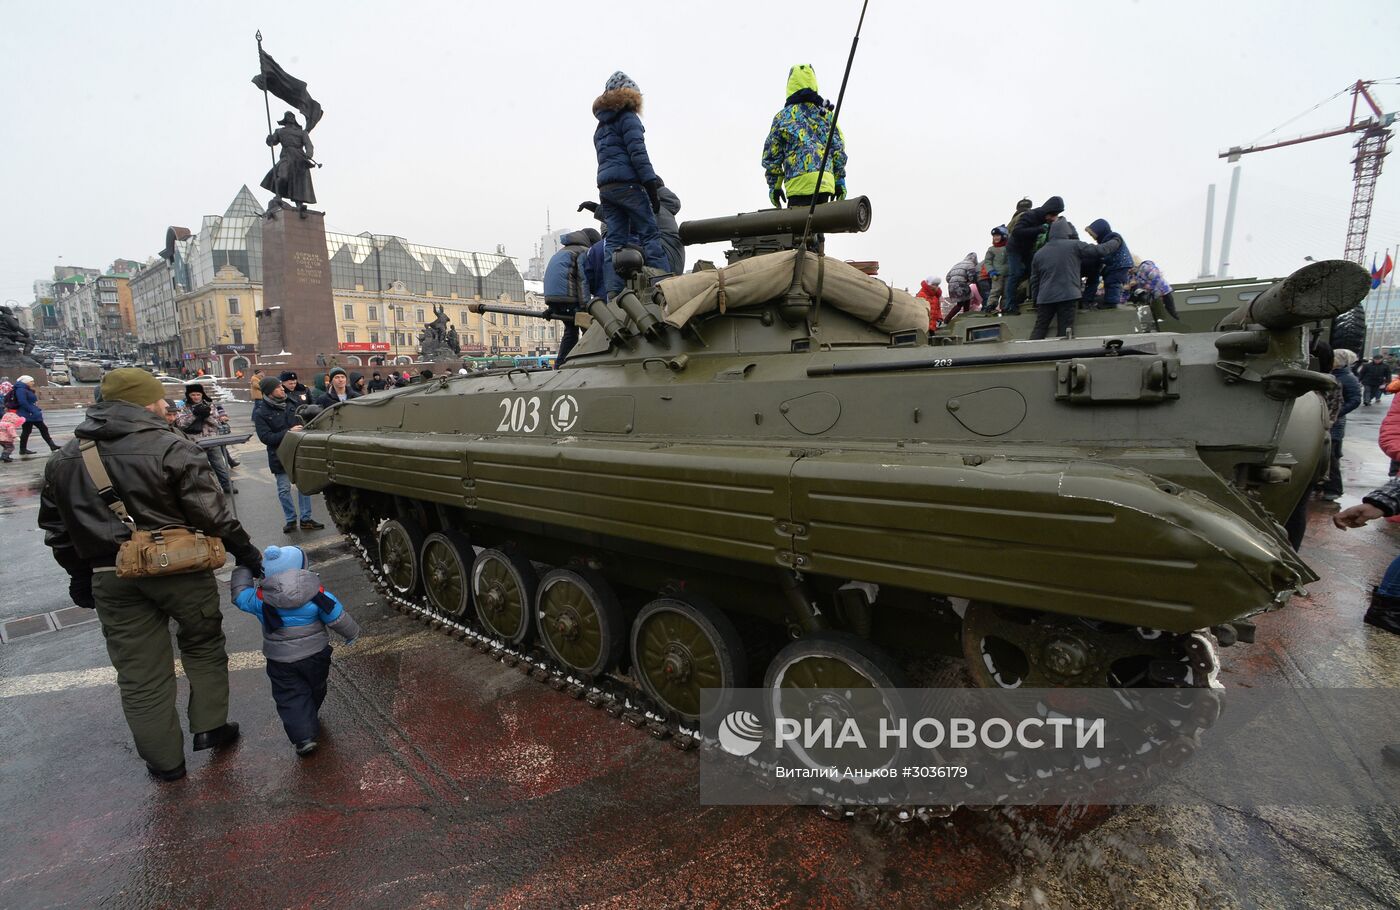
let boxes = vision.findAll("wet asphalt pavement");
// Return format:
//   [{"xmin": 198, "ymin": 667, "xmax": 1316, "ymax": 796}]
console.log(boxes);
[{"xmin": 1, "ymin": 400, "xmax": 1398, "ymax": 909}]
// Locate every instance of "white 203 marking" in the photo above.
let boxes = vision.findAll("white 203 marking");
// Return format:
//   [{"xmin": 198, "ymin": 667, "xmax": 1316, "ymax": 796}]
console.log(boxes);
[{"xmin": 497, "ymin": 396, "xmax": 541, "ymax": 432}]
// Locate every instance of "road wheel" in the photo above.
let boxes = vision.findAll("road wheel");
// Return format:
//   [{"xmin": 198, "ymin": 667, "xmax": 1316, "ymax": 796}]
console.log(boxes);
[
  {"xmin": 536, "ymin": 568, "xmax": 626, "ymax": 677},
  {"xmin": 378, "ymin": 518, "xmax": 426, "ymax": 597},
  {"xmin": 631, "ymin": 596, "xmax": 747, "ymax": 723},
  {"xmin": 421, "ymin": 530, "xmax": 473, "ymax": 621},
  {"xmin": 763, "ymin": 631, "xmax": 910, "ymax": 775},
  {"xmin": 471, "ymin": 547, "xmax": 537, "ymax": 645}
]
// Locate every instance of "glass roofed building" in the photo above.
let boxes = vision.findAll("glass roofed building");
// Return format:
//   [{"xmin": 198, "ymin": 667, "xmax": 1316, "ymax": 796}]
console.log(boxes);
[
  {"xmin": 158, "ymin": 187, "xmax": 538, "ymax": 374},
  {"xmin": 169, "ymin": 186, "xmax": 525, "ymax": 300},
  {"xmin": 170, "ymin": 186, "xmax": 265, "ymax": 293},
  {"xmin": 327, "ymin": 233, "xmax": 522, "ymax": 301}
]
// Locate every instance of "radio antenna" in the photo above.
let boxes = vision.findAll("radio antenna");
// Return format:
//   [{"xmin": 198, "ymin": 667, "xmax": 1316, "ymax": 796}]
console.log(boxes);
[
  {"xmin": 785, "ymin": 0, "xmax": 871, "ymax": 328},
  {"xmin": 799, "ymin": 0, "xmax": 868, "ymax": 249}
]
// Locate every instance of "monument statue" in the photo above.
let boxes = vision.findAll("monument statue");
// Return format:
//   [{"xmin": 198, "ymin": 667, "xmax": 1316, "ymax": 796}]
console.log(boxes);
[
  {"xmin": 262, "ymin": 111, "xmax": 317, "ymax": 214},
  {"xmin": 0, "ymin": 306, "xmax": 35, "ymax": 358},
  {"xmin": 418, "ymin": 304, "xmax": 460, "ymax": 360},
  {"xmin": 252, "ymin": 37, "xmax": 336, "ymax": 366},
  {"xmin": 0, "ymin": 305, "xmax": 42, "ymax": 381}
]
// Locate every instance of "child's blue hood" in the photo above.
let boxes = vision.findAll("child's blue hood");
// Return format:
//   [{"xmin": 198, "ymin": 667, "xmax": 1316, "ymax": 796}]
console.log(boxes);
[{"xmin": 259, "ymin": 568, "xmax": 323, "ymax": 609}]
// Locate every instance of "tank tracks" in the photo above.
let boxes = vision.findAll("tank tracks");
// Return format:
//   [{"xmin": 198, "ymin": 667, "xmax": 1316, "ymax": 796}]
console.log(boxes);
[{"xmin": 337, "ymin": 517, "xmax": 1225, "ymax": 827}]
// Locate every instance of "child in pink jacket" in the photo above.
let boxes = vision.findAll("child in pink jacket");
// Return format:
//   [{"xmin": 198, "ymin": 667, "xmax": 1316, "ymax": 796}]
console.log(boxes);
[{"xmin": 0, "ymin": 407, "xmax": 24, "ymax": 462}]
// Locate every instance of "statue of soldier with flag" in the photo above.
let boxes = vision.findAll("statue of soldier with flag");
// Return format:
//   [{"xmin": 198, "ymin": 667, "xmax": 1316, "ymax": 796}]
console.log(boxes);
[
  {"xmin": 262, "ymin": 111, "xmax": 317, "ymax": 211},
  {"xmin": 252, "ymin": 34, "xmax": 324, "ymax": 214}
]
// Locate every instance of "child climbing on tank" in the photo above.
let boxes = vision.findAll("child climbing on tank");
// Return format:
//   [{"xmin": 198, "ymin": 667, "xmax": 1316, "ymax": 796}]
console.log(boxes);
[{"xmin": 230, "ymin": 545, "xmax": 360, "ymax": 755}]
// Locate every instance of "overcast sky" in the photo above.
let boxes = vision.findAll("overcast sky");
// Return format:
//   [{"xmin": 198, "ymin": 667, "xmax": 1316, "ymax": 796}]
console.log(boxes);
[{"xmin": 3, "ymin": 0, "xmax": 1399, "ymax": 304}]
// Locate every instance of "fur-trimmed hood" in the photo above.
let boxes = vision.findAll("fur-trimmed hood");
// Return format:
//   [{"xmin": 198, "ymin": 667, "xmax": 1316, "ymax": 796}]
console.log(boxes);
[{"xmin": 593, "ymin": 87, "xmax": 642, "ymax": 118}]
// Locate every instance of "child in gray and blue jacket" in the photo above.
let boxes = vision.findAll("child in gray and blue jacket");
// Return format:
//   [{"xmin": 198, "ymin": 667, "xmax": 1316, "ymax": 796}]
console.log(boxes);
[{"xmin": 231, "ymin": 545, "xmax": 360, "ymax": 756}]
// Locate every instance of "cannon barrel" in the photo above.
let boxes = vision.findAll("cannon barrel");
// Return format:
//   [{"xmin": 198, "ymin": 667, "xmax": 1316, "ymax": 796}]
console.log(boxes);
[
  {"xmin": 678, "ymin": 196, "xmax": 872, "ymax": 247},
  {"xmin": 467, "ymin": 302, "xmax": 567, "ymax": 322},
  {"xmin": 1218, "ymin": 260, "xmax": 1370, "ymax": 331}
]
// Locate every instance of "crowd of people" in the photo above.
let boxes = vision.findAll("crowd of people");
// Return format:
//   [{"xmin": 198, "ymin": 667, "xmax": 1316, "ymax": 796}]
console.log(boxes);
[
  {"xmin": 15, "ymin": 61, "xmax": 1400, "ymax": 784},
  {"xmin": 921, "ymin": 196, "xmax": 1179, "ymax": 339}
]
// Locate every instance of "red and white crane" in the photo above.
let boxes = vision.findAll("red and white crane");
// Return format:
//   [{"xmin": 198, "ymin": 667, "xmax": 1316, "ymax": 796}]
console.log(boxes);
[{"xmin": 1222, "ymin": 79, "xmax": 1394, "ymax": 265}]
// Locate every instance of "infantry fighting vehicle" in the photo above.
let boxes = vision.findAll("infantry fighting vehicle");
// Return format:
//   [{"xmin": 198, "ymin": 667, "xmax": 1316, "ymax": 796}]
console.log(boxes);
[{"xmin": 281, "ymin": 199, "xmax": 1367, "ymax": 728}]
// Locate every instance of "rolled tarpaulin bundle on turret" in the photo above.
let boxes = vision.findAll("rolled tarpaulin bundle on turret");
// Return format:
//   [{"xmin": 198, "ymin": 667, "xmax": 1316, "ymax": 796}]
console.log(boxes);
[
  {"xmin": 657, "ymin": 250, "xmax": 928, "ymax": 332},
  {"xmin": 1217, "ymin": 259, "xmax": 1370, "ymax": 331}
]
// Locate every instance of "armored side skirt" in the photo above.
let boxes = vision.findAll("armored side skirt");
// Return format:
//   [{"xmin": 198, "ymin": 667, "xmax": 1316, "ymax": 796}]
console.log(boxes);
[{"xmin": 287, "ymin": 431, "xmax": 1304, "ymax": 631}]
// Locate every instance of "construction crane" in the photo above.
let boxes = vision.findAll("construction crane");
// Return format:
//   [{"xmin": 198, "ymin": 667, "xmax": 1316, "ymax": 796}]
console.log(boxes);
[
  {"xmin": 1222, "ymin": 79, "xmax": 1394, "ymax": 264},
  {"xmin": 1222, "ymin": 80, "xmax": 1395, "ymax": 351}
]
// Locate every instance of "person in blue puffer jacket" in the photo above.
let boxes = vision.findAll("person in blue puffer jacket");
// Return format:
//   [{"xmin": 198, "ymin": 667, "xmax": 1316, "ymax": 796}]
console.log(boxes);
[
  {"xmin": 1082, "ymin": 218, "xmax": 1134, "ymax": 308},
  {"xmin": 13, "ymin": 374, "xmax": 60, "ymax": 453},
  {"xmin": 231, "ymin": 545, "xmax": 361, "ymax": 756},
  {"xmin": 542, "ymin": 227, "xmax": 600, "ymax": 367},
  {"xmin": 593, "ymin": 71, "xmax": 668, "ymax": 299}
]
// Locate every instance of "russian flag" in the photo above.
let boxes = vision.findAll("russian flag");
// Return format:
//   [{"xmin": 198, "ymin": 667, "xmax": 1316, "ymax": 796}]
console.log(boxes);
[{"xmin": 1373, "ymin": 252, "xmax": 1394, "ymax": 289}]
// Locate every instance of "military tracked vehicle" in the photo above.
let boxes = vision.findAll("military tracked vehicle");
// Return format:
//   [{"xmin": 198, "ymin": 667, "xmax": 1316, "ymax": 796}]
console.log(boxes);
[{"xmin": 281, "ymin": 198, "xmax": 1366, "ymax": 728}]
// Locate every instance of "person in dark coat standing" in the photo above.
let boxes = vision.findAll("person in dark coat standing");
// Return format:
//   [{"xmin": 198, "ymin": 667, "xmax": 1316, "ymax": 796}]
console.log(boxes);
[
  {"xmin": 543, "ymin": 228, "xmax": 602, "ymax": 368},
  {"xmin": 13, "ymin": 374, "xmax": 60, "ymax": 454},
  {"xmin": 1082, "ymin": 218, "xmax": 1135, "ymax": 308},
  {"xmin": 1028, "ymin": 219, "xmax": 1123, "ymax": 340},
  {"xmin": 1359, "ymin": 354, "xmax": 1392, "ymax": 406},
  {"xmin": 584, "ymin": 235, "xmax": 607, "ymax": 299},
  {"xmin": 1006, "ymin": 196, "xmax": 1065, "ymax": 314},
  {"xmin": 655, "ymin": 187, "xmax": 685, "ymax": 275},
  {"xmin": 367, "ymin": 372, "xmax": 387, "ymax": 393},
  {"xmin": 261, "ymin": 111, "xmax": 317, "ymax": 209},
  {"xmin": 593, "ymin": 71, "xmax": 668, "ymax": 299},
  {"xmin": 1318, "ymin": 349, "xmax": 1363, "ymax": 502},
  {"xmin": 254, "ymin": 377, "xmax": 324, "ymax": 534},
  {"xmin": 38, "ymin": 369, "xmax": 258, "ymax": 781}
]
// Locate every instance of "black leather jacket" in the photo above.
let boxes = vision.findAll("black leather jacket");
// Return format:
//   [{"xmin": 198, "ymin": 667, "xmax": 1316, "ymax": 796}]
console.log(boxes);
[{"xmin": 38, "ymin": 401, "xmax": 260, "ymax": 568}]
